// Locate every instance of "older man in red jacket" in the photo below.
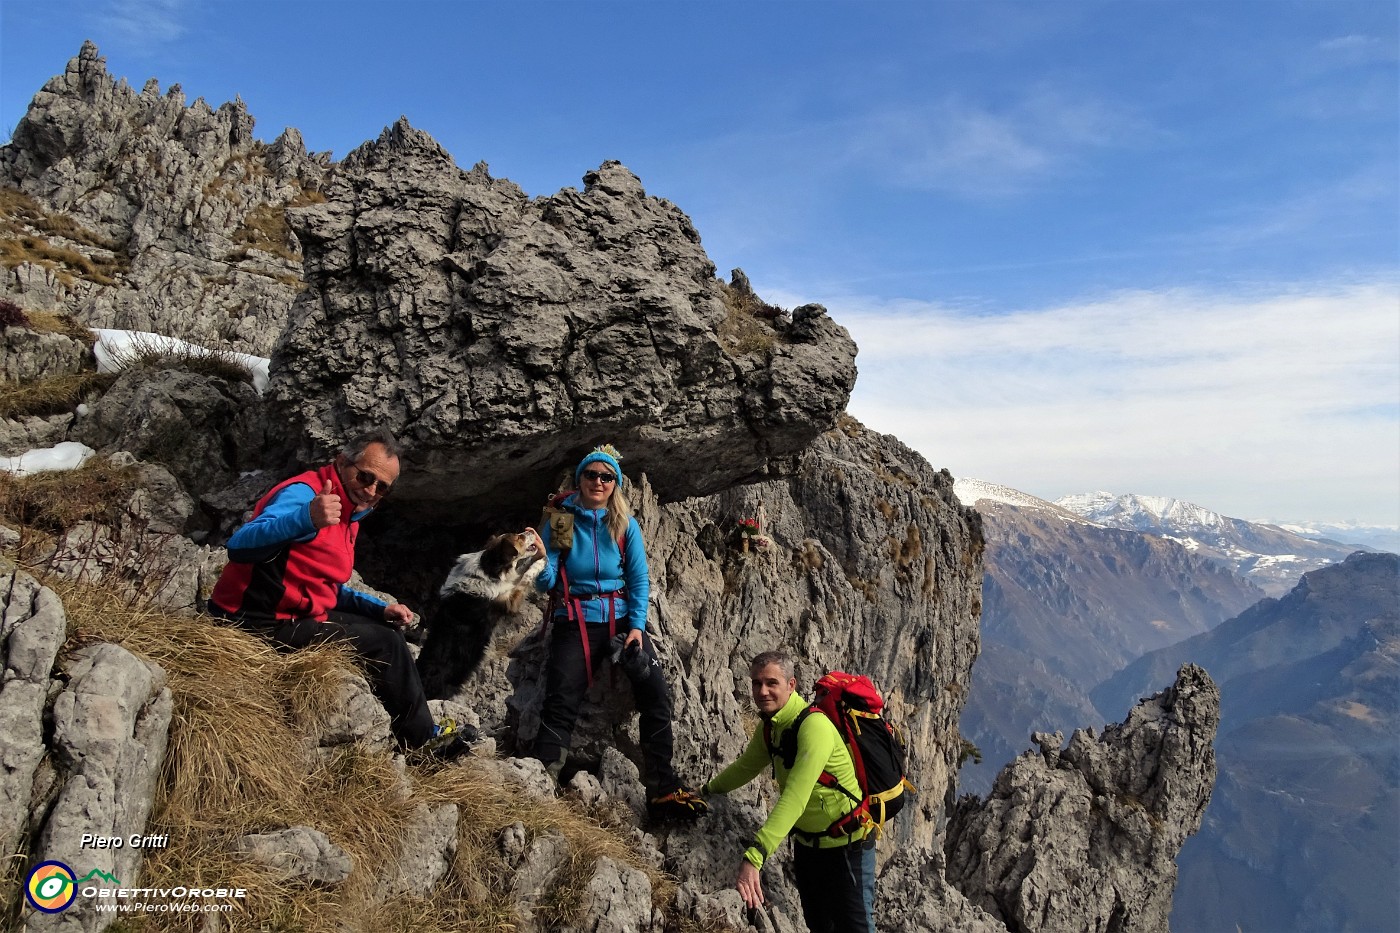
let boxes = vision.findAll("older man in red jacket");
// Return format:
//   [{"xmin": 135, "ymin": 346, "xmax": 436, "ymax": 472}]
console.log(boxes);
[{"xmin": 209, "ymin": 428, "xmax": 459, "ymax": 756}]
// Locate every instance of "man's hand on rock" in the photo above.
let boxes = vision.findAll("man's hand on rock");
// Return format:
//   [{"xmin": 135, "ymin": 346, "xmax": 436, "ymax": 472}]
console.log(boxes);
[
  {"xmin": 384, "ymin": 603, "xmax": 414, "ymax": 630},
  {"xmin": 737, "ymin": 861, "xmax": 764, "ymax": 910}
]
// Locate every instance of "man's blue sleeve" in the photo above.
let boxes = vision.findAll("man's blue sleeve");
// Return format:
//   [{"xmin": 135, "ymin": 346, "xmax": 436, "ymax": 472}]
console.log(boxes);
[
  {"xmin": 336, "ymin": 585, "xmax": 388, "ymax": 618},
  {"xmin": 226, "ymin": 484, "xmax": 316, "ymax": 562}
]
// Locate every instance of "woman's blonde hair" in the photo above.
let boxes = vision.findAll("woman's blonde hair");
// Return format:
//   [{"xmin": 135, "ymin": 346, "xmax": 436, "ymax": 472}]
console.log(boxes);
[{"xmin": 604, "ymin": 482, "xmax": 632, "ymax": 542}]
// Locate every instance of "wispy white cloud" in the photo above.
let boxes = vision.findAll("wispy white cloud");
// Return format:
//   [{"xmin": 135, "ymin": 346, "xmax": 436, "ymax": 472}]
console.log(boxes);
[
  {"xmin": 842, "ymin": 86, "xmax": 1153, "ymax": 198},
  {"xmin": 806, "ymin": 282, "xmax": 1400, "ymax": 525},
  {"xmin": 1318, "ymin": 33, "xmax": 1399, "ymax": 65},
  {"xmin": 1159, "ymin": 164, "xmax": 1398, "ymax": 260},
  {"xmin": 99, "ymin": 0, "xmax": 189, "ymax": 49}
]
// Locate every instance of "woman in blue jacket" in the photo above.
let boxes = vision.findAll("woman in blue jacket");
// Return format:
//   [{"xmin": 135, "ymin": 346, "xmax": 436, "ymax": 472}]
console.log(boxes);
[{"xmin": 529, "ymin": 445, "xmax": 706, "ymax": 821}]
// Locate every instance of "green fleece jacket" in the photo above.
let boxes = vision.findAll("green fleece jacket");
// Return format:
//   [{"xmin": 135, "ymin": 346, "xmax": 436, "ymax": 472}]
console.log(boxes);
[{"xmin": 704, "ymin": 691, "xmax": 869, "ymax": 869}]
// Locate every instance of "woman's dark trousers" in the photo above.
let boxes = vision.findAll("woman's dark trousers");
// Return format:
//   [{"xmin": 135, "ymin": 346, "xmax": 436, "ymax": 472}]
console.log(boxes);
[{"xmin": 532, "ymin": 622, "xmax": 679, "ymax": 795}]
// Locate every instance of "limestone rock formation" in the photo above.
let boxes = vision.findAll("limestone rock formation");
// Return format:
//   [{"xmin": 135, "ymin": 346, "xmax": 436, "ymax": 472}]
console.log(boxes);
[
  {"xmin": 267, "ymin": 119, "xmax": 857, "ymax": 513},
  {"xmin": 232, "ymin": 826, "xmax": 354, "ymax": 885},
  {"xmin": 14, "ymin": 616, "xmax": 175, "ymax": 933},
  {"xmin": 69, "ymin": 367, "xmax": 271, "ymax": 509},
  {"xmin": 1, "ymin": 42, "xmax": 330, "ymax": 354},
  {"xmin": 0, "ymin": 325, "xmax": 90, "ymax": 384},
  {"xmin": 0, "ymin": 570, "xmax": 69, "ymax": 866},
  {"xmin": 945, "ymin": 665, "xmax": 1220, "ymax": 933}
]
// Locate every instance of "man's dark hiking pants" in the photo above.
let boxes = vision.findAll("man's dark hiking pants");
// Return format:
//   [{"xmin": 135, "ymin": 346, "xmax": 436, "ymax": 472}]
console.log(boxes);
[
  {"xmin": 793, "ymin": 835, "xmax": 877, "ymax": 933},
  {"xmin": 219, "ymin": 607, "xmax": 434, "ymax": 748},
  {"xmin": 532, "ymin": 623, "xmax": 679, "ymax": 794}
]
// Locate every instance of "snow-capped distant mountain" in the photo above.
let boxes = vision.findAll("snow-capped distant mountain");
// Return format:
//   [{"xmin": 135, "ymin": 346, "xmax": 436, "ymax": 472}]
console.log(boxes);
[
  {"xmin": 1055, "ymin": 491, "xmax": 1359, "ymax": 596},
  {"xmin": 952, "ymin": 478, "xmax": 1091, "ymax": 522},
  {"xmin": 952, "ymin": 476, "xmax": 1266, "ymax": 795},
  {"xmin": 1055, "ymin": 491, "xmax": 1227, "ymax": 531},
  {"xmin": 1273, "ymin": 520, "xmax": 1400, "ymax": 555}
]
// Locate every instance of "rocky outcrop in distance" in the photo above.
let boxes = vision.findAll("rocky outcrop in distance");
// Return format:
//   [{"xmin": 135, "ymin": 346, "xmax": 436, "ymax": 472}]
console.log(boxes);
[
  {"xmin": 1, "ymin": 41, "xmax": 328, "ymax": 355},
  {"xmin": 1095, "ymin": 551, "xmax": 1400, "ymax": 933},
  {"xmin": 946, "ymin": 664, "xmax": 1219, "ymax": 933},
  {"xmin": 0, "ymin": 43, "xmax": 1221, "ymax": 933}
]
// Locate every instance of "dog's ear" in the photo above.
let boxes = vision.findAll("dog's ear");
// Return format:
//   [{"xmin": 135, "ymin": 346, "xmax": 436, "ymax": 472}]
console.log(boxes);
[{"xmin": 478, "ymin": 534, "xmax": 517, "ymax": 578}]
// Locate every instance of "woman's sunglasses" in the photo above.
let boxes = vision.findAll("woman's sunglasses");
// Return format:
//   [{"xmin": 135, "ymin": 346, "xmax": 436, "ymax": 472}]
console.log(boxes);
[{"xmin": 580, "ymin": 470, "xmax": 617, "ymax": 485}]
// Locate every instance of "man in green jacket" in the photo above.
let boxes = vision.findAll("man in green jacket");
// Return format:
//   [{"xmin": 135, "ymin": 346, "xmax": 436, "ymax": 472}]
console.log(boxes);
[{"xmin": 702, "ymin": 650, "xmax": 876, "ymax": 933}]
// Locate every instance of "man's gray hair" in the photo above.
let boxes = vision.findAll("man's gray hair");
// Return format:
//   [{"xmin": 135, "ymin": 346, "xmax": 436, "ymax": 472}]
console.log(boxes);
[
  {"xmin": 750, "ymin": 650, "xmax": 795, "ymax": 680},
  {"xmin": 341, "ymin": 427, "xmax": 403, "ymax": 462}
]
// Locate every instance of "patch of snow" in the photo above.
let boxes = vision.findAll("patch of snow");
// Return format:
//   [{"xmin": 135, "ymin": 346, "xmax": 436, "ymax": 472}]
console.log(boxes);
[
  {"xmin": 955, "ymin": 478, "xmax": 1052, "ymax": 510},
  {"xmin": 954, "ymin": 478, "xmax": 1098, "ymax": 524},
  {"xmin": 0, "ymin": 441, "xmax": 96, "ymax": 476},
  {"xmin": 92, "ymin": 328, "xmax": 270, "ymax": 395}
]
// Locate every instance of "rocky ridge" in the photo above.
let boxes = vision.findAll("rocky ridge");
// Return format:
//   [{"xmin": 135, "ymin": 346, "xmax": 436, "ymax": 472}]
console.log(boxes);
[
  {"xmin": 0, "ymin": 44, "xmax": 1220, "ymax": 933},
  {"xmin": 1, "ymin": 41, "xmax": 328, "ymax": 354}
]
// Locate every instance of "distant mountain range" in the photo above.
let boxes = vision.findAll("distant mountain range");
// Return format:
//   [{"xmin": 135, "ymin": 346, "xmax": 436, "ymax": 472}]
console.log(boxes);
[
  {"xmin": 1054, "ymin": 490, "xmax": 1361, "ymax": 597},
  {"xmin": 1096, "ymin": 552, "xmax": 1399, "ymax": 933},
  {"xmin": 954, "ymin": 478, "xmax": 1398, "ymax": 932},
  {"xmin": 952, "ymin": 479, "xmax": 1265, "ymax": 794},
  {"xmin": 1275, "ymin": 519, "xmax": 1400, "ymax": 556}
]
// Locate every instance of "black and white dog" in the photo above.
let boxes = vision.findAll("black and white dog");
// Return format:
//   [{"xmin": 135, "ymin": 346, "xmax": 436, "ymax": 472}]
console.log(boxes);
[{"xmin": 416, "ymin": 532, "xmax": 544, "ymax": 700}]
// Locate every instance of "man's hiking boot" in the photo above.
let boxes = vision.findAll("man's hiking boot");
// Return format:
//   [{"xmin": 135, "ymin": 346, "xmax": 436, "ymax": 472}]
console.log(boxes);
[
  {"xmin": 647, "ymin": 786, "xmax": 708, "ymax": 822},
  {"xmin": 412, "ymin": 718, "xmax": 479, "ymax": 764}
]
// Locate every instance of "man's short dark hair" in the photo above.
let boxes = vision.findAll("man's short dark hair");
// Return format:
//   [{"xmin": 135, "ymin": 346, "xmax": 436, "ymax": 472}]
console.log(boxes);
[
  {"xmin": 750, "ymin": 650, "xmax": 795, "ymax": 680},
  {"xmin": 341, "ymin": 427, "xmax": 403, "ymax": 462}
]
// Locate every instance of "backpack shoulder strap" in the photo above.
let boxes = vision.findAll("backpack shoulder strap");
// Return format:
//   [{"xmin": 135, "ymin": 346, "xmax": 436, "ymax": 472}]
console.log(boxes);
[{"xmin": 766, "ymin": 706, "xmax": 815, "ymax": 776}]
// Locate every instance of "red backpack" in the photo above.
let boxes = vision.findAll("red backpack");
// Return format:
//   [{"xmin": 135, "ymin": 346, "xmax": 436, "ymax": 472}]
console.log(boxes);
[{"xmin": 765, "ymin": 671, "xmax": 917, "ymax": 839}]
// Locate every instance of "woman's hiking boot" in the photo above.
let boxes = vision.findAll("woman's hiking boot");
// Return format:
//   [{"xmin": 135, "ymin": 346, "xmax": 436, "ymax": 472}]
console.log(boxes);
[
  {"xmin": 647, "ymin": 786, "xmax": 709, "ymax": 822},
  {"xmin": 411, "ymin": 718, "xmax": 479, "ymax": 764}
]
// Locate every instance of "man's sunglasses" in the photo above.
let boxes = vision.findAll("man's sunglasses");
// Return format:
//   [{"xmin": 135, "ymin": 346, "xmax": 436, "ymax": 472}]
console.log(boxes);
[
  {"xmin": 580, "ymin": 470, "xmax": 617, "ymax": 485},
  {"xmin": 351, "ymin": 468, "xmax": 393, "ymax": 496}
]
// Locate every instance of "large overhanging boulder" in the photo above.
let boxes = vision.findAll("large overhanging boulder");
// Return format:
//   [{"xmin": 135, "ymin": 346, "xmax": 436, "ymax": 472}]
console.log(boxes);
[{"xmin": 266, "ymin": 119, "xmax": 857, "ymax": 518}]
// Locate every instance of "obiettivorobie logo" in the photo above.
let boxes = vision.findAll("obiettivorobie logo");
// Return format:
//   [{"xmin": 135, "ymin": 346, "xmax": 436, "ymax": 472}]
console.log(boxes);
[
  {"xmin": 25, "ymin": 860, "xmax": 245, "ymax": 916},
  {"xmin": 24, "ymin": 861, "xmax": 85, "ymax": 913}
]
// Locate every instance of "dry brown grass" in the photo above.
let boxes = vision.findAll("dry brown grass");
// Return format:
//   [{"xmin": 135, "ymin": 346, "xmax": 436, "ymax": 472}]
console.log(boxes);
[
  {"xmin": 0, "ymin": 370, "xmax": 115, "ymax": 418},
  {"xmin": 230, "ymin": 203, "xmax": 301, "ymax": 263},
  {"xmin": 23, "ymin": 309, "xmax": 96, "ymax": 342},
  {"xmin": 0, "ymin": 235, "xmax": 123, "ymax": 286},
  {"xmin": 717, "ymin": 280, "xmax": 781, "ymax": 356},
  {"xmin": 0, "ymin": 456, "xmax": 136, "ymax": 537},
  {"xmin": 0, "ymin": 466, "xmax": 702, "ymax": 931},
  {"xmin": 58, "ymin": 595, "xmax": 416, "ymax": 932}
]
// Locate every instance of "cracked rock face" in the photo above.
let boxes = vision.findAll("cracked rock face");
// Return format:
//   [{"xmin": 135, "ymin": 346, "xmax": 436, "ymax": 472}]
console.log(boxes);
[{"xmin": 266, "ymin": 119, "xmax": 857, "ymax": 514}]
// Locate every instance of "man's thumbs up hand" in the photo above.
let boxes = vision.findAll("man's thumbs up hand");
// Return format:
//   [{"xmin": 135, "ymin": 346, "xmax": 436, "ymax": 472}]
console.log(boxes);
[{"xmin": 310, "ymin": 478, "xmax": 342, "ymax": 528}]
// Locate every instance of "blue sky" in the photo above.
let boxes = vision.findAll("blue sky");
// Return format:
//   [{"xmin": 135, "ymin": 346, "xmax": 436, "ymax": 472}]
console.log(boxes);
[{"xmin": 3, "ymin": 0, "xmax": 1397, "ymax": 526}]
